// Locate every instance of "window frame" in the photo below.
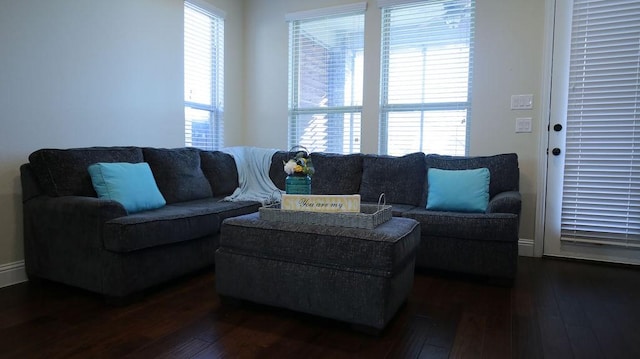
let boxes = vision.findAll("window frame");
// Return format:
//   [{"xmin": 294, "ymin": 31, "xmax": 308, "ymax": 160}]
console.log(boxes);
[
  {"xmin": 378, "ymin": 0, "xmax": 475, "ymax": 156},
  {"xmin": 184, "ymin": 0, "xmax": 225, "ymax": 150},
  {"xmin": 286, "ymin": 3, "xmax": 367, "ymax": 154}
]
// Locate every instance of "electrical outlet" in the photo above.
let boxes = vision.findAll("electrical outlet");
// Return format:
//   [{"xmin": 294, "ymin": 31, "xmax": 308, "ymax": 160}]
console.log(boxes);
[{"xmin": 516, "ymin": 117, "xmax": 533, "ymax": 133}]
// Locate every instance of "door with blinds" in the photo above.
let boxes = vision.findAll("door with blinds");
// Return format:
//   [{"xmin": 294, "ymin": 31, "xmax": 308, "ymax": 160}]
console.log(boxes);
[{"xmin": 544, "ymin": 0, "xmax": 640, "ymax": 264}]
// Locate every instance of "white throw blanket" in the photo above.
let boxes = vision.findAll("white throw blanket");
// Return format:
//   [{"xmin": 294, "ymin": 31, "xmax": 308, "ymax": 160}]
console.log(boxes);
[{"xmin": 222, "ymin": 146, "xmax": 283, "ymax": 204}]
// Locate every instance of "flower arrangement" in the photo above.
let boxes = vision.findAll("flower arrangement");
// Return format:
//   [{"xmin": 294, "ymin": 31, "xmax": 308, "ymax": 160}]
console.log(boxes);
[{"xmin": 283, "ymin": 147, "xmax": 314, "ymax": 177}]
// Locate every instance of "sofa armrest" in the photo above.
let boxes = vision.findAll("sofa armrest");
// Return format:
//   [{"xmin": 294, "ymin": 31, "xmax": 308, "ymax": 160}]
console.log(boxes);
[
  {"xmin": 23, "ymin": 195, "xmax": 127, "ymax": 252},
  {"xmin": 486, "ymin": 191, "xmax": 521, "ymax": 215},
  {"xmin": 23, "ymin": 195, "xmax": 128, "ymax": 289},
  {"xmin": 29, "ymin": 195, "xmax": 127, "ymax": 221}
]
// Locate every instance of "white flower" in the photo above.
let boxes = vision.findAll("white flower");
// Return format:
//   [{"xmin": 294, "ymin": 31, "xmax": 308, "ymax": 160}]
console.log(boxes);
[{"xmin": 284, "ymin": 159, "xmax": 297, "ymax": 175}]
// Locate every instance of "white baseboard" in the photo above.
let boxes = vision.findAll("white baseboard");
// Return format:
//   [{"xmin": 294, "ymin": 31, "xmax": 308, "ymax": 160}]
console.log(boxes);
[
  {"xmin": 0, "ymin": 260, "xmax": 28, "ymax": 288},
  {"xmin": 518, "ymin": 238, "xmax": 535, "ymax": 257}
]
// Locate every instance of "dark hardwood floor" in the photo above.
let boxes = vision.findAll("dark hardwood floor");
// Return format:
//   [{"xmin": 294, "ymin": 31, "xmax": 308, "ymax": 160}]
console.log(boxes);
[{"xmin": 1, "ymin": 257, "xmax": 639, "ymax": 359}]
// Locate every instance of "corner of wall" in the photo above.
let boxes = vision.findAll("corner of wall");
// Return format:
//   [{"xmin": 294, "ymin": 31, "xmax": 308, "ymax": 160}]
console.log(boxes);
[
  {"xmin": 0, "ymin": 260, "xmax": 27, "ymax": 288},
  {"xmin": 518, "ymin": 238, "xmax": 535, "ymax": 257}
]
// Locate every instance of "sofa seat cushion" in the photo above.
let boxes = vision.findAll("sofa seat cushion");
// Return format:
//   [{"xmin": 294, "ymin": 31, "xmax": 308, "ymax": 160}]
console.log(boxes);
[
  {"xmin": 28, "ymin": 147, "xmax": 144, "ymax": 197},
  {"xmin": 221, "ymin": 212, "xmax": 420, "ymax": 275},
  {"xmin": 170, "ymin": 197, "xmax": 261, "ymax": 221},
  {"xmin": 402, "ymin": 209, "xmax": 519, "ymax": 242},
  {"xmin": 103, "ymin": 198, "xmax": 260, "ymax": 253},
  {"xmin": 361, "ymin": 202, "xmax": 418, "ymax": 217}
]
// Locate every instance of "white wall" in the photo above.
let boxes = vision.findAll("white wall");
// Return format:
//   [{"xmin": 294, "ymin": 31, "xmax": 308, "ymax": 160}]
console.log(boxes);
[
  {"xmin": 471, "ymin": 0, "xmax": 545, "ymax": 248},
  {"xmin": 0, "ymin": 0, "xmax": 185, "ymax": 268},
  {"xmin": 243, "ymin": 0, "xmax": 546, "ymax": 242}
]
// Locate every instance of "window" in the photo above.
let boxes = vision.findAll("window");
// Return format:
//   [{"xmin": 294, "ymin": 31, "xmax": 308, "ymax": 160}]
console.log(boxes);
[
  {"xmin": 287, "ymin": 3, "xmax": 366, "ymax": 154},
  {"xmin": 560, "ymin": 0, "xmax": 640, "ymax": 248},
  {"xmin": 379, "ymin": 0, "xmax": 475, "ymax": 156},
  {"xmin": 184, "ymin": 1, "xmax": 224, "ymax": 150}
]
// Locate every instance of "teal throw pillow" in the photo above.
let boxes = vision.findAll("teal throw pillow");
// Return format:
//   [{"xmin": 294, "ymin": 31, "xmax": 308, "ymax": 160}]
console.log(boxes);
[
  {"xmin": 88, "ymin": 162, "xmax": 166, "ymax": 214},
  {"xmin": 427, "ymin": 168, "xmax": 490, "ymax": 213}
]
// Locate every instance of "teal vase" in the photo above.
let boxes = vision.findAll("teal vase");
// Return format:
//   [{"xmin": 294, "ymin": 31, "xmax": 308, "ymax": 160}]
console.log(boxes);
[{"xmin": 285, "ymin": 174, "xmax": 311, "ymax": 194}]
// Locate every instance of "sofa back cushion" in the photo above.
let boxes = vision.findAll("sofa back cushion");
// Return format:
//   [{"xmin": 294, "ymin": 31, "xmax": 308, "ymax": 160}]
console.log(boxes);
[
  {"xmin": 28, "ymin": 147, "xmax": 144, "ymax": 197},
  {"xmin": 200, "ymin": 151, "xmax": 239, "ymax": 196},
  {"xmin": 268, "ymin": 151, "xmax": 291, "ymax": 191},
  {"xmin": 310, "ymin": 152, "xmax": 363, "ymax": 195},
  {"xmin": 143, "ymin": 147, "xmax": 212, "ymax": 204},
  {"xmin": 359, "ymin": 152, "xmax": 427, "ymax": 207},
  {"xmin": 425, "ymin": 153, "xmax": 519, "ymax": 198}
]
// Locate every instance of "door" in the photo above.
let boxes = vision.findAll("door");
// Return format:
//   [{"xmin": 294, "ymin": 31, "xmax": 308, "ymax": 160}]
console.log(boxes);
[{"xmin": 543, "ymin": 0, "xmax": 640, "ymax": 264}]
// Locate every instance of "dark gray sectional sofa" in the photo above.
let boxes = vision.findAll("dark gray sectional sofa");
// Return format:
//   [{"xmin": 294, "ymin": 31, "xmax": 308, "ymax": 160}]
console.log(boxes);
[{"xmin": 20, "ymin": 146, "xmax": 521, "ymax": 299}]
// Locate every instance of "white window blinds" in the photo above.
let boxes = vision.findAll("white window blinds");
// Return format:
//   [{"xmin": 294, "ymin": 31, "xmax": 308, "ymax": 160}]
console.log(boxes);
[
  {"xmin": 287, "ymin": 4, "xmax": 365, "ymax": 154},
  {"xmin": 184, "ymin": 1, "xmax": 224, "ymax": 150},
  {"xmin": 561, "ymin": 0, "xmax": 640, "ymax": 248},
  {"xmin": 379, "ymin": 0, "xmax": 474, "ymax": 156}
]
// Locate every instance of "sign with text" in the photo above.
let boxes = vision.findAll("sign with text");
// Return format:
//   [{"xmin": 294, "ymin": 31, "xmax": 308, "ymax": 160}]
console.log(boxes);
[{"xmin": 281, "ymin": 194, "xmax": 361, "ymax": 213}]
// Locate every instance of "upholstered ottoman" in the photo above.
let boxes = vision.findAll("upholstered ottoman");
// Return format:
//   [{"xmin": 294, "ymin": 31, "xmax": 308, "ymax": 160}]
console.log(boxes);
[{"xmin": 215, "ymin": 212, "xmax": 420, "ymax": 331}]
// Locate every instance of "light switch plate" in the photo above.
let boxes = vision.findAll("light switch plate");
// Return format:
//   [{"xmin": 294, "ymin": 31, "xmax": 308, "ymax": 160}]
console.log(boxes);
[
  {"xmin": 511, "ymin": 94, "xmax": 534, "ymax": 110},
  {"xmin": 516, "ymin": 117, "xmax": 533, "ymax": 133}
]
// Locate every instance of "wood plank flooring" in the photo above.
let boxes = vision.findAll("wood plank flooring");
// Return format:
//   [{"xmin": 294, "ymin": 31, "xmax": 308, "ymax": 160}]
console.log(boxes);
[{"xmin": 0, "ymin": 257, "xmax": 639, "ymax": 358}]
